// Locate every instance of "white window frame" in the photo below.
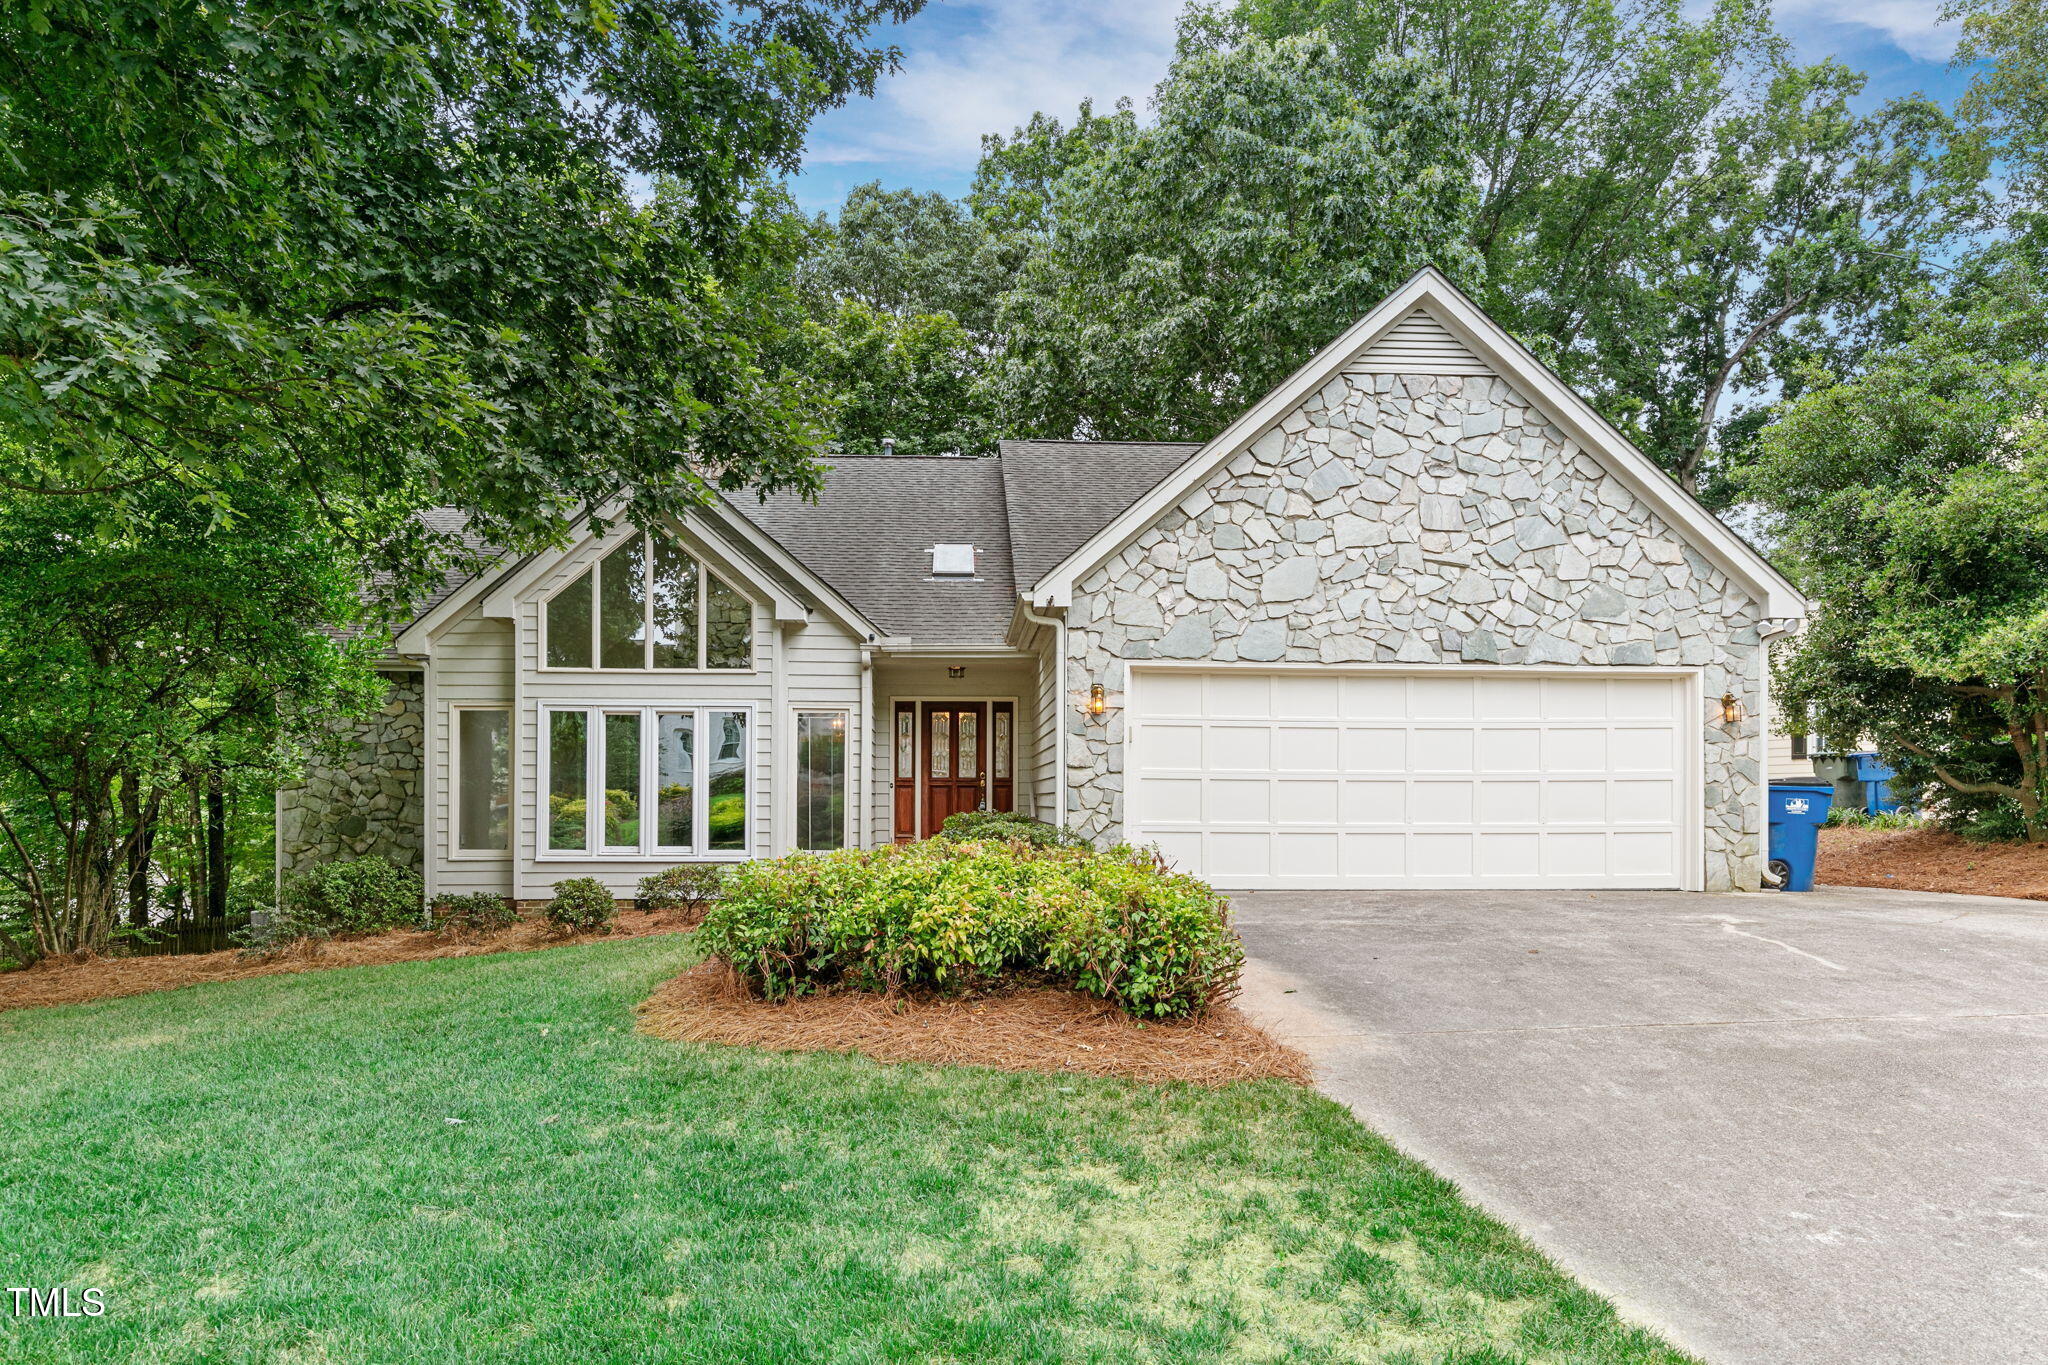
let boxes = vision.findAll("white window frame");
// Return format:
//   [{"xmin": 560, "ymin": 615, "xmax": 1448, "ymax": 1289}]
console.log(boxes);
[
  {"xmin": 793, "ymin": 708, "xmax": 852, "ymax": 852},
  {"xmin": 536, "ymin": 702, "xmax": 755, "ymax": 861},
  {"xmin": 539, "ymin": 529, "xmax": 756, "ymax": 674},
  {"xmin": 450, "ymin": 703, "xmax": 513, "ymax": 859}
]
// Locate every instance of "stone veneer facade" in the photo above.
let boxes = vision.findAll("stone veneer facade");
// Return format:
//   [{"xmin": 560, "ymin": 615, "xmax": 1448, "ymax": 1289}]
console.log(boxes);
[
  {"xmin": 1063, "ymin": 369, "xmax": 1765, "ymax": 892},
  {"xmin": 277, "ymin": 671, "xmax": 425, "ymax": 877}
]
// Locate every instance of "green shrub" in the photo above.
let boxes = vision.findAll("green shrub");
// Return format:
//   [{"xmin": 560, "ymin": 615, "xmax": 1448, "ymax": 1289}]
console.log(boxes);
[
  {"xmin": 432, "ymin": 892, "xmax": 517, "ymax": 935},
  {"xmin": 938, "ymin": 810, "xmax": 1087, "ymax": 848},
  {"xmin": 698, "ymin": 840, "xmax": 1242, "ymax": 1018},
  {"xmin": 278, "ymin": 856, "xmax": 424, "ymax": 934},
  {"xmin": 232, "ymin": 905, "xmax": 335, "ymax": 957},
  {"xmin": 637, "ymin": 864, "xmax": 726, "ymax": 919},
  {"xmin": 543, "ymin": 878, "xmax": 617, "ymax": 935}
]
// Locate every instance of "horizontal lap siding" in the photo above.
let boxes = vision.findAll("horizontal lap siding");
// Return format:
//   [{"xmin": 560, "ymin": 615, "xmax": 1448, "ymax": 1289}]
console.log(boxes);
[{"xmin": 429, "ymin": 615, "xmax": 515, "ymax": 896}]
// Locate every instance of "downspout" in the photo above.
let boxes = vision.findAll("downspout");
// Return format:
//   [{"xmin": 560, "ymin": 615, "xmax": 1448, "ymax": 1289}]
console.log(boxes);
[
  {"xmin": 1018, "ymin": 602, "xmax": 1066, "ymax": 828},
  {"xmin": 858, "ymin": 643, "xmax": 875, "ymax": 848},
  {"xmin": 1754, "ymin": 617, "xmax": 1799, "ymax": 892}
]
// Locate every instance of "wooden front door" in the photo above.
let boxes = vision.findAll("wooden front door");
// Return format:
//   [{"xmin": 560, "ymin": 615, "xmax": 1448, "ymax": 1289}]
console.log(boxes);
[
  {"xmin": 923, "ymin": 703, "xmax": 985, "ymax": 835},
  {"xmin": 891, "ymin": 700, "xmax": 1018, "ymax": 842}
]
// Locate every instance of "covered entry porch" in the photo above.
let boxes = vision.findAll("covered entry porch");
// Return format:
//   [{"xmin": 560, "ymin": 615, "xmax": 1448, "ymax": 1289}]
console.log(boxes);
[{"xmin": 868, "ymin": 652, "xmax": 1049, "ymax": 844}]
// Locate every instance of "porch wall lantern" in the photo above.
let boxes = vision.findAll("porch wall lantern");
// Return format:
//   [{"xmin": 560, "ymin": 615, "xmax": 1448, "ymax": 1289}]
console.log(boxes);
[
  {"xmin": 1087, "ymin": 683, "xmax": 1108, "ymax": 717},
  {"xmin": 1719, "ymin": 692, "xmax": 1745, "ymax": 726}
]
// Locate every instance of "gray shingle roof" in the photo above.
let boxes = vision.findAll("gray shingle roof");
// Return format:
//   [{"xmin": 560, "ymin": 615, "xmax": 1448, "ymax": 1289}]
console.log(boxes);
[
  {"xmin": 996, "ymin": 440, "xmax": 1202, "ymax": 589},
  {"xmin": 396, "ymin": 443, "xmax": 1206, "ymax": 649},
  {"xmin": 724, "ymin": 443, "xmax": 1204, "ymax": 644},
  {"xmin": 727, "ymin": 455, "xmax": 1018, "ymax": 644}
]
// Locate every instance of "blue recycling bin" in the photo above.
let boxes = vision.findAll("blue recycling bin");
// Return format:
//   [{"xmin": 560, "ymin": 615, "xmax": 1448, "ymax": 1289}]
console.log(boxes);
[
  {"xmin": 1768, "ymin": 784, "xmax": 1834, "ymax": 892},
  {"xmin": 1848, "ymin": 752, "xmax": 1901, "ymax": 814}
]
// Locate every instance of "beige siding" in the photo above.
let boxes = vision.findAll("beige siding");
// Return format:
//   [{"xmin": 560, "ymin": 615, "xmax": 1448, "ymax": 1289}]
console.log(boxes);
[
  {"xmin": 1767, "ymin": 730, "xmax": 1819, "ymax": 782},
  {"xmin": 427, "ymin": 614, "xmax": 516, "ymax": 897},
  {"xmin": 418, "ymin": 520, "xmax": 872, "ymax": 900}
]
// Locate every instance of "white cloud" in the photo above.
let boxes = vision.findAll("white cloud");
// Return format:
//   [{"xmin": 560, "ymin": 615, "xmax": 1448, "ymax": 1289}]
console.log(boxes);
[
  {"xmin": 805, "ymin": 0, "xmax": 1182, "ymax": 171},
  {"xmin": 1770, "ymin": 0, "xmax": 1961, "ymax": 62}
]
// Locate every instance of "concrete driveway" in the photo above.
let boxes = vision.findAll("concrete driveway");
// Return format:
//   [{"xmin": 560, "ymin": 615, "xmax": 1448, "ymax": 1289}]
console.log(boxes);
[{"xmin": 1232, "ymin": 887, "xmax": 2048, "ymax": 1365}]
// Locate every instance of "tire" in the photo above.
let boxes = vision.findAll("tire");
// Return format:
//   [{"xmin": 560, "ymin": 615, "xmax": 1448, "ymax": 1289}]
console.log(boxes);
[{"xmin": 1767, "ymin": 858, "xmax": 1793, "ymax": 889}]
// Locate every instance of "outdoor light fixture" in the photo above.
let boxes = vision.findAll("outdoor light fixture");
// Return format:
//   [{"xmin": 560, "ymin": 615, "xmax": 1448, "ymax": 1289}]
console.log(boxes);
[
  {"xmin": 1720, "ymin": 692, "xmax": 1745, "ymax": 725},
  {"xmin": 947, "ymin": 665, "xmax": 966, "ymax": 679},
  {"xmin": 1088, "ymin": 683, "xmax": 1107, "ymax": 716}
]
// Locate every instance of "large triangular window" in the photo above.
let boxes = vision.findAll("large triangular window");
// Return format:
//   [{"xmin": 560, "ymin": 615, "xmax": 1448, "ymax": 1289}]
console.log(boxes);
[{"xmin": 544, "ymin": 533, "xmax": 752, "ymax": 670}]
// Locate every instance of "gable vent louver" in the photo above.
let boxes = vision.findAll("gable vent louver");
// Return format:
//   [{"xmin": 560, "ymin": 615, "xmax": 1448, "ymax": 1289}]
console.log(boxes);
[
  {"xmin": 928, "ymin": 544, "xmax": 977, "ymax": 578},
  {"xmin": 1347, "ymin": 308, "xmax": 1494, "ymax": 377}
]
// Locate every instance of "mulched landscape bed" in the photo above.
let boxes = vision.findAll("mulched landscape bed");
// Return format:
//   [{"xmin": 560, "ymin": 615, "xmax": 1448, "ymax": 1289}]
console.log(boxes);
[
  {"xmin": 1818, "ymin": 825, "xmax": 2048, "ymax": 901},
  {"xmin": 0, "ymin": 909, "xmax": 693, "ymax": 1014},
  {"xmin": 637, "ymin": 958, "xmax": 1313, "ymax": 1088}
]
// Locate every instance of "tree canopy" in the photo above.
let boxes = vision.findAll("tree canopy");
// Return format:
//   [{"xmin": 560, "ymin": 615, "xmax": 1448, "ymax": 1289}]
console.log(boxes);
[
  {"xmin": 0, "ymin": 0, "xmax": 920, "ymax": 606},
  {"xmin": 1739, "ymin": 261, "xmax": 2048, "ymax": 839}
]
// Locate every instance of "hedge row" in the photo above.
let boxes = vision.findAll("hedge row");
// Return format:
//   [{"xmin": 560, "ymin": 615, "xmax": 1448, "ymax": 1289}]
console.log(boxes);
[{"xmin": 698, "ymin": 839, "xmax": 1242, "ymax": 1018}]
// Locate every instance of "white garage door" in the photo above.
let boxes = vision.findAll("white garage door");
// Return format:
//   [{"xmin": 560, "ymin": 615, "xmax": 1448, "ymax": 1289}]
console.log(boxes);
[{"xmin": 1128, "ymin": 668, "xmax": 1696, "ymax": 890}]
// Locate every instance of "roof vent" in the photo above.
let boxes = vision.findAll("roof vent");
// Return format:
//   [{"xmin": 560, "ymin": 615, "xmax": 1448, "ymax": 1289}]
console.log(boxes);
[
  {"xmin": 928, "ymin": 544, "xmax": 976, "ymax": 578},
  {"xmin": 881, "ymin": 436, "xmax": 896, "ymax": 455}
]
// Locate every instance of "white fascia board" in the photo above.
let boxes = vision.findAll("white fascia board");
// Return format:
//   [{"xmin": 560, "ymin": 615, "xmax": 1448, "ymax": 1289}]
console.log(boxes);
[
  {"xmin": 1028, "ymin": 267, "xmax": 1806, "ymax": 621},
  {"xmin": 691, "ymin": 498, "xmax": 882, "ymax": 640}
]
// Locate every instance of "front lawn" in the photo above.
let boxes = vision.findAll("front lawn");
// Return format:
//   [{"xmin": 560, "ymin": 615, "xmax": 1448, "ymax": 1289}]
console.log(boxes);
[{"xmin": 0, "ymin": 937, "xmax": 1694, "ymax": 1364}]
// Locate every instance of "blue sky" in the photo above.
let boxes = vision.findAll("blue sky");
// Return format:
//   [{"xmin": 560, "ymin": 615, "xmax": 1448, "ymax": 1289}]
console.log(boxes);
[{"xmin": 790, "ymin": 0, "xmax": 1981, "ymax": 215}]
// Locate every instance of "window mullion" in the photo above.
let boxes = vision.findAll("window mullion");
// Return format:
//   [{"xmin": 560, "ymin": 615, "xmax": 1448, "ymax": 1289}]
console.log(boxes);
[
  {"xmin": 642, "ymin": 534, "xmax": 654, "ymax": 670},
  {"xmin": 696, "ymin": 559, "xmax": 708, "ymax": 671},
  {"xmin": 586, "ymin": 706, "xmax": 601, "ymax": 856}
]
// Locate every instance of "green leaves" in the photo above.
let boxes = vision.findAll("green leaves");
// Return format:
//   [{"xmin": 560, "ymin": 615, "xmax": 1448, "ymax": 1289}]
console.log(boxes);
[
  {"xmin": 0, "ymin": 0, "xmax": 920, "ymax": 613},
  {"xmin": 984, "ymin": 36, "xmax": 1480, "ymax": 442},
  {"xmin": 1741, "ymin": 260, "xmax": 2048, "ymax": 837}
]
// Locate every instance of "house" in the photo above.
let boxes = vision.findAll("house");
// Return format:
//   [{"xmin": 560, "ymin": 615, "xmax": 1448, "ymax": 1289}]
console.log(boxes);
[{"xmin": 277, "ymin": 269, "xmax": 1804, "ymax": 897}]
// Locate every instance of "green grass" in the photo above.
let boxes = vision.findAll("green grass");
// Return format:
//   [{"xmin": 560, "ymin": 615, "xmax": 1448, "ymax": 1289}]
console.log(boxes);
[{"xmin": 0, "ymin": 937, "xmax": 1696, "ymax": 1364}]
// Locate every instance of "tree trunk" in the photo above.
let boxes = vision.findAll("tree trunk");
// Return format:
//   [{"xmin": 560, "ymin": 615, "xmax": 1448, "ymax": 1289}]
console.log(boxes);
[
  {"xmin": 205, "ymin": 771, "xmax": 229, "ymax": 921},
  {"xmin": 122, "ymin": 777, "xmax": 154, "ymax": 926}
]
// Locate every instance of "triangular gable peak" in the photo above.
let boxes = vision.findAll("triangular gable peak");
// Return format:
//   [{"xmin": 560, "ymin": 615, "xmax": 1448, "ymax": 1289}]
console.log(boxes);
[{"xmin": 1025, "ymin": 268, "xmax": 1803, "ymax": 621}]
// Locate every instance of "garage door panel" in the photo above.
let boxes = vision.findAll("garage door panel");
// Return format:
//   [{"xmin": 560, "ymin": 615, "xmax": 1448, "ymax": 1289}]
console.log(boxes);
[
  {"xmin": 1274, "ymin": 780, "xmax": 1339, "ymax": 824},
  {"xmin": 1488, "ymin": 727, "xmax": 1542, "ymax": 771},
  {"xmin": 1208, "ymin": 674, "xmax": 1273, "ymax": 717},
  {"xmin": 1139, "ymin": 722, "xmax": 1204, "ymax": 768},
  {"xmin": 1275, "ymin": 725, "xmax": 1338, "ymax": 771},
  {"xmin": 1341, "ymin": 675, "xmax": 1408, "ymax": 718},
  {"xmin": 1412, "ymin": 781, "xmax": 1475, "ymax": 824},
  {"xmin": 1208, "ymin": 727, "xmax": 1273, "ymax": 770},
  {"xmin": 1342, "ymin": 729, "xmax": 1407, "ymax": 771},
  {"xmin": 1411, "ymin": 728, "xmax": 1476, "ymax": 772},
  {"xmin": 1410, "ymin": 676, "xmax": 1476, "ymax": 719},
  {"xmin": 1131, "ymin": 668, "xmax": 1693, "ymax": 890},
  {"xmin": 1208, "ymin": 778, "xmax": 1271, "ymax": 824},
  {"xmin": 1341, "ymin": 781, "xmax": 1406, "ymax": 823}
]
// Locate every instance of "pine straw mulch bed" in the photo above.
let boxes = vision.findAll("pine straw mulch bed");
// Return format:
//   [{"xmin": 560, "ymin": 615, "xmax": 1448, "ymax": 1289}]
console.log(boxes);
[
  {"xmin": 635, "ymin": 958, "xmax": 1313, "ymax": 1088},
  {"xmin": 0, "ymin": 910, "xmax": 695, "ymax": 1015},
  {"xmin": 1818, "ymin": 825, "xmax": 2048, "ymax": 902}
]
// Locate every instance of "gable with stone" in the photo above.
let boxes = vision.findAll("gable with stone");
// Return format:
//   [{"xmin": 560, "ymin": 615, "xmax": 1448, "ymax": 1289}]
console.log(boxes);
[{"xmin": 280, "ymin": 269, "xmax": 1801, "ymax": 900}]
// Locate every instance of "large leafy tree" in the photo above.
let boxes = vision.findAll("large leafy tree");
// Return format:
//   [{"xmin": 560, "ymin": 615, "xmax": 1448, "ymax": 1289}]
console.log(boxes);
[
  {"xmin": 1739, "ymin": 264, "xmax": 2048, "ymax": 841},
  {"xmin": 1220, "ymin": 0, "xmax": 1982, "ymax": 495},
  {"xmin": 0, "ymin": 0, "xmax": 918, "ymax": 606},
  {"xmin": 794, "ymin": 299, "xmax": 997, "ymax": 455},
  {"xmin": 982, "ymin": 36, "xmax": 1479, "ymax": 442},
  {"xmin": 0, "ymin": 486, "xmax": 381, "ymax": 958}
]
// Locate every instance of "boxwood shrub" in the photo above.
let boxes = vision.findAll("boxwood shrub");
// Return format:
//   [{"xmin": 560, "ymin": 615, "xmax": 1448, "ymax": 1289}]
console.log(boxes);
[
  {"xmin": 432, "ymin": 892, "xmax": 517, "ymax": 935},
  {"xmin": 936, "ymin": 810, "xmax": 1088, "ymax": 849},
  {"xmin": 698, "ymin": 839, "xmax": 1242, "ymax": 1018},
  {"xmin": 544, "ymin": 877, "xmax": 617, "ymax": 935}
]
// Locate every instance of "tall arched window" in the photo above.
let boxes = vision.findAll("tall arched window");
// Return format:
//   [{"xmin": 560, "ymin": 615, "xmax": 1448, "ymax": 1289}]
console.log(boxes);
[{"xmin": 544, "ymin": 533, "xmax": 752, "ymax": 670}]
